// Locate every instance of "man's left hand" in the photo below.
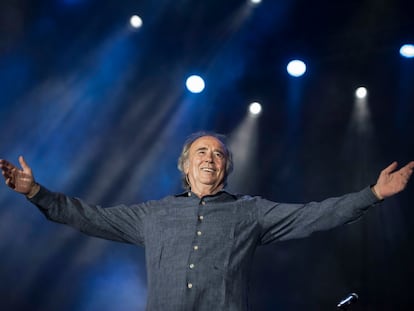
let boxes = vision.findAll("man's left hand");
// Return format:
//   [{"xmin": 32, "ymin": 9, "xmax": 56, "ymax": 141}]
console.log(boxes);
[{"xmin": 373, "ymin": 161, "xmax": 414, "ymax": 200}]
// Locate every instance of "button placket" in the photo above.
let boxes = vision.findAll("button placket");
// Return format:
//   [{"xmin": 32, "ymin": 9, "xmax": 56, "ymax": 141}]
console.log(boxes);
[
  {"xmin": 187, "ymin": 199, "xmax": 206, "ymax": 290},
  {"xmin": 196, "ymin": 199, "xmax": 205, "ymax": 237}
]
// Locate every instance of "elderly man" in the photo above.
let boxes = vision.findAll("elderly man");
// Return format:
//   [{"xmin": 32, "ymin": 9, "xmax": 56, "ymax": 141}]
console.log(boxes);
[{"xmin": 1, "ymin": 132, "xmax": 413, "ymax": 311}]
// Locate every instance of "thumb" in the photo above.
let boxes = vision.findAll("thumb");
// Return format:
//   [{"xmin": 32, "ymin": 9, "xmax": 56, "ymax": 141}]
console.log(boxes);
[
  {"xmin": 18, "ymin": 155, "xmax": 32, "ymax": 173},
  {"xmin": 382, "ymin": 161, "xmax": 398, "ymax": 175}
]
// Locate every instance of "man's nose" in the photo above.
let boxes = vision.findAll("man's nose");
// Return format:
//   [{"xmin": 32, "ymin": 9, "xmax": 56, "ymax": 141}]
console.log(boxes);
[{"xmin": 204, "ymin": 152, "xmax": 213, "ymax": 162}]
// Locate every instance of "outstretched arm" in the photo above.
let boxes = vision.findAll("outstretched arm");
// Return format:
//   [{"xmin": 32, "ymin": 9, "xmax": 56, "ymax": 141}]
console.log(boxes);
[
  {"xmin": 258, "ymin": 161, "xmax": 413, "ymax": 244},
  {"xmin": 0, "ymin": 156, "xmax": 147, "ymax": 245},
  {"xmin": 0, "ymin": 156, "xmax": 40, "ymax": 198},
  {"xmin": 372, "ymin": 161, "xmax": 414, "ymax": 200}
]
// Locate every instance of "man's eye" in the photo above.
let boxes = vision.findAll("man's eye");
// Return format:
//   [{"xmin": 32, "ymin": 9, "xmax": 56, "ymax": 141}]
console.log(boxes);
[{"xmin": 215, "ymin": 152, "xmax": 223, "ymax": 158}]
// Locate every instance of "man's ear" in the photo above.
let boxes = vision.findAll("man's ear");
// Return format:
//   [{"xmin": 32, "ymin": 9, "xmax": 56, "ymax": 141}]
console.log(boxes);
[{"xmin": 183, "ymin": 160, "xmax": 189, "ymax": 174}]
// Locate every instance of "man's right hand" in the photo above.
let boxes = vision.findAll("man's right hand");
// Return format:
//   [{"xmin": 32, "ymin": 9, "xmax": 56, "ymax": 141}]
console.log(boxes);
[{"xmin": 0, "ymin": 156, "xmax": 39, "ymax": 198}]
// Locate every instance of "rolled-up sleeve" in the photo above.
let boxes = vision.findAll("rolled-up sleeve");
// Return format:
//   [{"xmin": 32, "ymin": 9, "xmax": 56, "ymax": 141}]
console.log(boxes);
[{"xmin": 257, "ymin": 186, "xmax": 380, "ymax": 245}]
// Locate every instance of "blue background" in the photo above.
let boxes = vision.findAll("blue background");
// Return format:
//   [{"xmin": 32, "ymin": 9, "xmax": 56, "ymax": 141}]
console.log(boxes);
[{"xmin": 0, "ymin": 0, "xmax": 413, "ymax": 310}]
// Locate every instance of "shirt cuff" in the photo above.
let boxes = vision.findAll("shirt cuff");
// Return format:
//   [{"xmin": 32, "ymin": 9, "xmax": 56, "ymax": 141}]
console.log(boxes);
[{"xmin": 26, "ymin": 184, "xmax": 54, "ymax": 209}]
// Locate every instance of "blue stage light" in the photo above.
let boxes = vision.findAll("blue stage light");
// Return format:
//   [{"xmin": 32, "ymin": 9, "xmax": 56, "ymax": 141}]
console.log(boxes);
[
  {"xmin": 130, "ymin": 15, "xmax": 143, "ymax": 28},
  {"xmin": 186, "ymin": 75, "xmax": 205, "ymax": 93},
  {"xmin": 400, "ymin": 44, "xmax": 414, "ymax": 58},
  {"xmin": 287, "ymin": 60, "xmax": 306, "ymax": 77},
  {"xmin": 249, "ymin": 102, "xmax": 262, "ymax": 115},
  {"xmin": 355, "ymin": 87, "xmax": 368, "ymax": 99}
]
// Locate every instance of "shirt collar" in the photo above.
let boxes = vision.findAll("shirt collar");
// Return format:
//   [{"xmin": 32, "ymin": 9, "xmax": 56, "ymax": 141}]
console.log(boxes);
[{"xmin": 174, "ymin": 189, "xmax": 237, "ymax": 201}]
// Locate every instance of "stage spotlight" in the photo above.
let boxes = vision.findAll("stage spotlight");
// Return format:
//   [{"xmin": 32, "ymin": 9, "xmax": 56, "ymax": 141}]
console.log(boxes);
[
  {"xmin": 355, "ymin": 87, "xmax": 368, "ymax": 99},
  {"xmin": 130, "ymin": 15, "xmax": 143, "ymax": 28},
  {"xmin": 249, "ymin": 102, "xmax": 262, "ymax": 115},
  {"xmin": 250, "ymin": 0, "xmax": 262, "ymax": 4},
  {"xmin": 186, "ymin": 75, "xmax": 205, "ymax": 93},
  {"xmin": 400, "ymin": 44, "xmax": 414, "ymax": 58},
  {"xmin": 287, "ymin": 60, "xmax": 306, "ymax": 77}
]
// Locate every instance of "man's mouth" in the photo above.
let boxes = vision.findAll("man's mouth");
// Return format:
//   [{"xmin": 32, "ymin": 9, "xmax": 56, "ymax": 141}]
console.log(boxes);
[{"xmin": 201, "ymin": 167, "xmax": 216, "ymax": 172}]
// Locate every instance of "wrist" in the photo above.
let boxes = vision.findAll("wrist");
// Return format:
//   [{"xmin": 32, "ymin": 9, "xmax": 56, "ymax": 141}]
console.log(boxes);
[
  {"xmin": 26, "ymin": 183, "xmax": 40, "ymax": 199},
  {"xmin": 371, "ymin": 185, "xmax": 383, "ymax": 200}
]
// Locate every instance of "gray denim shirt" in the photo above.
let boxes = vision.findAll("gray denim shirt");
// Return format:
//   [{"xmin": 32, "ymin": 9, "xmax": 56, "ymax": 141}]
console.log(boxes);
[{"xmin": 29, "ymin": 185, "xmax": 379, "ymax": 311}]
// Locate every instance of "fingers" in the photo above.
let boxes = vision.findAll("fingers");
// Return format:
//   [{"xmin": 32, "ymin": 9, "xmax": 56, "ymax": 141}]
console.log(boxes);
[
  {"xmin": 1, "ymin": 157, "xmax": 32, "ymax": 186},
  {"xmin": 18, "ymin": 155, "xmax": 31, "ymax": 172},
  {"xmin": 382, "ymin": 161, "xmax": 398, "ymax": 174},
  {"xmin": 5, "ymin": 177, "xmax": 15, "ymax": 189},
  {"xmin": 0, "ymin": 159, "xmax": 15, "ymax": 179},
  {"xmin": 382, "ymin": 161, "xmax": 414, "ymax": 177},
  {"xmin": 0, "ymin": 159, "xmax": 14, "ymax": 171},
  {"xmin": 404, "ymin": 161, "xmax": 414, "ymax": 170},
  {"xmin": 2, "ymin": 163, "xmax": 14, "ymax": 185},
  {"xmin": 399, "ymin": 161, "xmax": 414, "ymax": 174},
  {"xmin": 399, "ymin": 161, "xmax": 414, "ymax": 180}
]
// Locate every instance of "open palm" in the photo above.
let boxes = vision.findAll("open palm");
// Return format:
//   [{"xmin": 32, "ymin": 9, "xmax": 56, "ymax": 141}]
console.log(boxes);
[
  {"xmin": 0, "ymin": 156, "xmax": 35, "ymax": 195},
  {"xmin": 374, "ymin": 161, "xmax": 414, "ymax": 199}
]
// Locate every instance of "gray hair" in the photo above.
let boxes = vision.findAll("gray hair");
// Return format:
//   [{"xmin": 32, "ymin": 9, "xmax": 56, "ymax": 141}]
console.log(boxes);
[{"xmin": 177, "ymin": 131, "xmax": 233, "ymax": 190}]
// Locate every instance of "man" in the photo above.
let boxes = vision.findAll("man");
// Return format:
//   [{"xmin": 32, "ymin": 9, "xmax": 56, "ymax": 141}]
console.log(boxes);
[{"xmin": 1, "ymin": 132, "xmax": 413, "ymax": 310}]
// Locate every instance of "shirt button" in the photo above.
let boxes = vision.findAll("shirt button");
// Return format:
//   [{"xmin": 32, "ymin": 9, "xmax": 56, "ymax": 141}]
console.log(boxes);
[
  {"xmin": 193, "ymin": 245, "xmax": 199, "ymax": 250},
  {"xmin": 199, "ymin": 215, "xmax": 204, "ymax": 221},
  {"xmin": 189, "ymin": 264, "xmax": 195, "ymax": 269},
  {"xmin": 201, "ymin": 201, "xmax": 206, "ymax": 205},
  {"xmin": 187, "ymin": 283, "xmax": 193, "ymax": 289},
  {"xmin": 197, "ymin": 231, "xmax": 202, "ymax": 236}
]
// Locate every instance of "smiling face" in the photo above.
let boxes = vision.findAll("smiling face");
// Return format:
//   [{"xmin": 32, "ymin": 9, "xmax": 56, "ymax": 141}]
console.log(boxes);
[{"xmin": 184, "ymin": 136, "xmax": 227, "ymax": 196}]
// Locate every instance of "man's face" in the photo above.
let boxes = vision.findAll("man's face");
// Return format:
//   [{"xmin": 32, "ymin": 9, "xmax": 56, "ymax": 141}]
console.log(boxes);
[{"xmin": 184, "ymin": 136, "xmax": 227, "ymax": 193}]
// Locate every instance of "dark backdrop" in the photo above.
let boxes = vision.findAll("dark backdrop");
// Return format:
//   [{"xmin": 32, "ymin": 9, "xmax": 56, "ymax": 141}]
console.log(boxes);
[{"xmin": 1, "ymin": 0, "xmax": 413, "ymax": 310}]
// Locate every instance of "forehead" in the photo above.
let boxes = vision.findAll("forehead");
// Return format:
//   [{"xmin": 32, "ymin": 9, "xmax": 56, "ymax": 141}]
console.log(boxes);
[{"xmin": 189, "ymin": 136, "xmax": 226, "ymax": 152}]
